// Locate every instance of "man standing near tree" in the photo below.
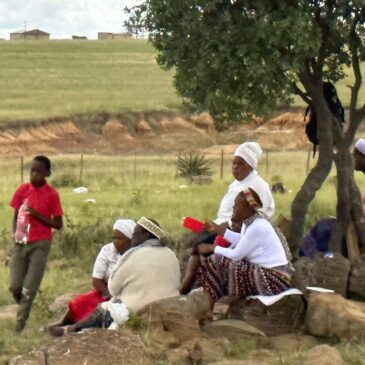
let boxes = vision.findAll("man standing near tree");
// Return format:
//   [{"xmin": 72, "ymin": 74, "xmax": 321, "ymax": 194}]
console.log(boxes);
[{"xmin": 354, "ymin": 138, "xmax": 365, "ymax": 215}]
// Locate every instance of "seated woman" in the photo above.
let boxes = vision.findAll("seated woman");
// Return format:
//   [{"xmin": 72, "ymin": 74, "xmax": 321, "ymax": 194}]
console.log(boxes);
[
  {"xmin": 198, "ymin": 188, "xmax": 293, "ymax": 307},
  {"xmin": 46, "ymin": 219, "xmax": 136, "ymax": 329},
  {"xmin": 47, "ymin": 217, "xmax": 180, "ymax": 336},
  {"xmin": 180, "ymin": 142, "xmax": 275, "ymax": 294}
]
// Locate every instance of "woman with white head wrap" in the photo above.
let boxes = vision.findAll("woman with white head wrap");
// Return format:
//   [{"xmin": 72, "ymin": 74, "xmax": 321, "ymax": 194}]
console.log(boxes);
[
  {"xmin": 45, "ymin": 218, "xmax": 136, "ymax": 333},
  {"xmin": 215, "ymin": 141, "xmax": 275, "ymax": 224},
  {"xmin": 180, "ymin": 141, "xmax": 275, "ymax": 295}
]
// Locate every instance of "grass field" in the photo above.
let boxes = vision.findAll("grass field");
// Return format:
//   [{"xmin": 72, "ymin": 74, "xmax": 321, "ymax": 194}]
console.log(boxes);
[
  {"xmin": 0, "ymin": 39, "xmax": 365, "ymax": 125},
  {"xmin": 0, "ymin": 39, "xmax": 181, "ymax": 124},
  {"xmin": 1, "ymin": 152, "xmax": 365, "ymax": 364}
]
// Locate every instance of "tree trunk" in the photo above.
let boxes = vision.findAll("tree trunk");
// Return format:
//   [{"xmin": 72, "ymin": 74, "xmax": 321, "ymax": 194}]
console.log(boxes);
[
  {"xmin": 289, "ymin": 73, "xmax": 334, "ymax": 252},
  {"xmin": 289, "ymin": 149, "xmax": 333, "ymax": 252}
]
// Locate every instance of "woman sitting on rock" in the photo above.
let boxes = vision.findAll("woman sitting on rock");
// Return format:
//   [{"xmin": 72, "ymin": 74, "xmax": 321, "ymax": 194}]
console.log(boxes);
[
  {"xmin": 198, "ymin": 188, "xmax": 293, "ymax": 306},
  {"xmin": 46, "ymin": 217, "xmax": 180, "ymax": 336},
  {"xmin": 46, "ymin": 219, "xmax": 136, "ymax": 328}
]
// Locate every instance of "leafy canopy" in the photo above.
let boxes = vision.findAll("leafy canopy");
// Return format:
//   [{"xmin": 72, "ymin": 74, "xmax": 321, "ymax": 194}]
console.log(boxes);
[{"xmin": 127, "ymin": 1, "xmax": 365, "ymax": 130}]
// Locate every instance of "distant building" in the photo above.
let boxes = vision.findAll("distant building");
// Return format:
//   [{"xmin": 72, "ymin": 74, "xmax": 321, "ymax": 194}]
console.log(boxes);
[
  {"xmin": 72, "ymin": 35, "xmax": 88, "ymax": 40},
  {"xmin": 97, "ymin": 32, "xmax": 132, "ymax": 40},
  {"xmin": 10, "ymin": 29, "xmax": 50, "ymax": 40}
]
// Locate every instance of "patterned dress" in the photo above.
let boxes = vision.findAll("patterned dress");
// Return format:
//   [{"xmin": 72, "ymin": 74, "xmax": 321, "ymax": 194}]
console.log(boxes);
[{"xmin": 198, "ymin": 214, "xmax": 292, "ymax": 303}]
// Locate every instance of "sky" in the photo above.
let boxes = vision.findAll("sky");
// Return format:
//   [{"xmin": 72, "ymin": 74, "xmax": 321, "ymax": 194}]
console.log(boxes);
[{"xmin": 0, "ymin": 0, "xmax": 143, "ymax": 39}]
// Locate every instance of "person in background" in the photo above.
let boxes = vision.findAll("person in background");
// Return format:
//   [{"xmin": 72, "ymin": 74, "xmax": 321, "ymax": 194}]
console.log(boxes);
[
  {"xmin": 9, "ymin": 155, "xmax": 63, "ymax": 333},
  {"xmin": 45, "ymin": 219, "xmax": 136, "ymax": 330},
  {"xmin": 354, "ymin": 138, "xmax": 365, "ymax": 214},
  {"xmin": 180, "ymin": 142, "xmax": 274, "ymax": 294}
]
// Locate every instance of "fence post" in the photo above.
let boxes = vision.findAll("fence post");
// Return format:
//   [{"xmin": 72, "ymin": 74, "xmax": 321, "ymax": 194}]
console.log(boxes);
[
  {"xmin": 79, "ymin": 153, "xmax": 84, "ymax": 185},
  {"xmin": 306, "ymin": 150, "xmax": 311, "ymax": 175},
  {"xmin": 20, "ymin": 156, "xmax": 24, "ymax": 183},
  {"xmin": 265, "ymin": 151, "xmax": 269, "ymax": 177},
  {"xmin": 220, "ymin": 149, "xmax": 224, "ymax": 179}
]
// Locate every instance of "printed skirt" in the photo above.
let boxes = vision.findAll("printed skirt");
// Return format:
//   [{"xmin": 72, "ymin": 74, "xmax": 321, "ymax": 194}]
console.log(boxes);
[{"xmin": 198, "ymin": 254, "xmax": 291, "ymax": 303}]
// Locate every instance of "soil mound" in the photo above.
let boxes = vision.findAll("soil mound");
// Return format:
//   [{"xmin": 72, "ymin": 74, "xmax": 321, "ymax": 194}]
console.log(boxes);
[{"xmin": 0, "ymin": 110, "xmax": 309, "ymax": 157}]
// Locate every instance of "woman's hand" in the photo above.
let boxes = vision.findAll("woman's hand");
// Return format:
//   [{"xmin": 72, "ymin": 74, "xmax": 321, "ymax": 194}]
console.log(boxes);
[
  {"xmin": 198, "ymin": 243, "xmax": 215, "ymax": 256},
  {"xmin": 205, "ymin": 221, "xmax": 226, "ymax": 236}
]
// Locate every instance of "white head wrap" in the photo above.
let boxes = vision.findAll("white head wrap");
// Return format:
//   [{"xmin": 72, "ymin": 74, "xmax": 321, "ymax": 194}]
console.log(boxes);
[
  {"xmin": 234, "ymin": 142, "xmax": 263, "ymax": 169},
  {"xmin": 355, "ymin": 139, "xmax": 365, "ymax": 156},
  {"xmin": 113, "ymin": 219, "xmax": 136, "ymax": 239}
]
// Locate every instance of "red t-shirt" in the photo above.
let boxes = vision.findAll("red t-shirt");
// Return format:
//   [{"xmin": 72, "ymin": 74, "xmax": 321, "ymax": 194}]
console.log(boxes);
[{"xmin": 10, "ymin": 182, "xmax": 63, "ymax": 243}]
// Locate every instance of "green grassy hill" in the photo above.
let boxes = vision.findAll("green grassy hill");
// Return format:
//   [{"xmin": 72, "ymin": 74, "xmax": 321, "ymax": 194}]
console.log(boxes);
[
  {"xmin": 0, "ymin": 39, "xmax": 181, "ymax": 124},
  {"xmin": 0, "ymin": 39, "xmax": 363, "ymax": 125}
]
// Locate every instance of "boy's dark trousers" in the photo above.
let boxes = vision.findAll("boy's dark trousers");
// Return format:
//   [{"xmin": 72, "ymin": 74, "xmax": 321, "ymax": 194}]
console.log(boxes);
[{"xmin": 8, "ymin": 240, "xmax": 51, "ymax": 332}]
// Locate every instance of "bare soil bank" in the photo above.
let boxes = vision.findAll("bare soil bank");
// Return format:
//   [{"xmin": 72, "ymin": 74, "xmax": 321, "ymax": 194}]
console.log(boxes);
[{"xmin": 0, "ymin": 110, "xmax": 313, "ymax": 157}]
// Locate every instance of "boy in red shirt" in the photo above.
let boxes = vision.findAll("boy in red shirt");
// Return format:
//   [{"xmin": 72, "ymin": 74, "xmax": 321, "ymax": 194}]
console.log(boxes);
[{"xmin": 9, "ymin": 155, "xmax": 63, "ymax": 332}]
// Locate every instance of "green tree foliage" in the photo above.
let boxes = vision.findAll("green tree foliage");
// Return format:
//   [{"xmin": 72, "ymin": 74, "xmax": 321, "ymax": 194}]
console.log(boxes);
[{"xmin": 127, "ymin": 1, "xmax": 365, "ymax": 252}]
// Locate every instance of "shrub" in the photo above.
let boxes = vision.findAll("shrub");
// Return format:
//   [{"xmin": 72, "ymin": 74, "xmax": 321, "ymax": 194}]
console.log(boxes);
[{"xmin": 176, "ymin": 153, "xmax": 213, "ymax": 178}]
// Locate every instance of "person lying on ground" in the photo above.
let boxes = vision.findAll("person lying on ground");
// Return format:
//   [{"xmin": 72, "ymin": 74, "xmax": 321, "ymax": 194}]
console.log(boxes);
[
  {"xmin": 197, "ymin": 188, "xmax": 293, "ymax": 309},
  {"xmin": 46, "ymin": 217, "xmax": 180, "ymax": 336},
  {"xmin": 45, "ymin": 219, "xmax": 136, "ymax": 329},
  {"xmin": 180, "ymin": 142, "xmax": 274, "ymax": 294}
]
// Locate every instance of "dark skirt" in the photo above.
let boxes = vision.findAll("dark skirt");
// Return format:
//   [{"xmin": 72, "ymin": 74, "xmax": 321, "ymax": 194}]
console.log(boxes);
[{"xmin": 198, "ymin": 254, "xmax": 291, "ymax": 303}]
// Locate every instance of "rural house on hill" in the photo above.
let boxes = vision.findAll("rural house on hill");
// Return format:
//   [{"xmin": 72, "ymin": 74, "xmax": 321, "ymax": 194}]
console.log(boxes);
[{"xmin": 10, "ymin": 29, "xmax": 50, "ymax": 40}]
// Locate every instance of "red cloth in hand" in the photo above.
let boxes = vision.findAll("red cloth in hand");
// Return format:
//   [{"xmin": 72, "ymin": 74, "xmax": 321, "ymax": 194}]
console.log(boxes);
[
  {"xmin": 182, "ymin": 217, "xmax": 205, "ymax": 233},
  {"xmin": 214, "ymin": 235, "xmax": 230, "ymax": 248}
]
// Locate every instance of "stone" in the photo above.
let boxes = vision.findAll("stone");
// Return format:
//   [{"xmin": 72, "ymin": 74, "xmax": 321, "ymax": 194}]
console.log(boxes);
[
  {"xmin": 10, "ymin": 329, "xmax": 151, "ymax": 365},
  {"xmin": 348, "ymin": 255, "xmax": 365, "ymax": 299},
  {"xmin": 301, "ymin": 344, "xmax": 344, "ymax": 365},
  {"xmin": 199, "ymin": 338, "xmax": 233, "ymax": 364},
  {"xmin": 0, "ymin": 304, "xmax": 17, "ymax": 320},
  {"xmin": 235, "ymin": 295, "xmax": 305, "ymax": 336},
  {"xmin": 201, "ymin": 319, "xmax": 267, "ymax": 344},
  {"xmin": 293, "ymin": 254, "xmax": 351, "ymax": 297},
  {"xmin": 268, "ymin": 334, "xmax": 318, "ymax": 352},
  {"xmin": 306, "ymin": 293, "xmax": 365, "ymax": 341}
]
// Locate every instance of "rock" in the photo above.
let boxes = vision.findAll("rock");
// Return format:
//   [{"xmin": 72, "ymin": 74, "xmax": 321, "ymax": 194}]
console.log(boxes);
[
  {"xmin": 306, "ymin": 293, "xmax": 365, "ymax": 341},
  {"xmin": 0, "ymin": 304, "xmax": 17, "ymax": 320},
  {"xmin": 48, "ymin": 293, "xmax": 75, "ymax": 313},
  {"xmin": 301, "ymin": 344, "xmax": 344, "ymax": 365},
  {"xmin": 348, "ymin": 255, "xmax": 365, "ymax": 299},
  {"xmin": 10, "ymin": 329, "xmax": 151, "ymax": 365},
  {"xmin": 201, "ymin": 319, "xmax": 267, "ymax": 344},
  {"xmin": 232, "ymin": 295, "xmax": 305, "ymax": 336},
  {"xmin": 293, "ymin": 254, "xmax": 351, "ymax": 297},
  {"xmin": 137, "ymin": 291, "xmax": 211, "ymax": 358},
  {"xmin": 268, "ymin": 334, "xmax": 318, "ymax": 352},
  {"xmin": 199, "ymin": 338, "xmax": 233, "ymax": 364}
]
